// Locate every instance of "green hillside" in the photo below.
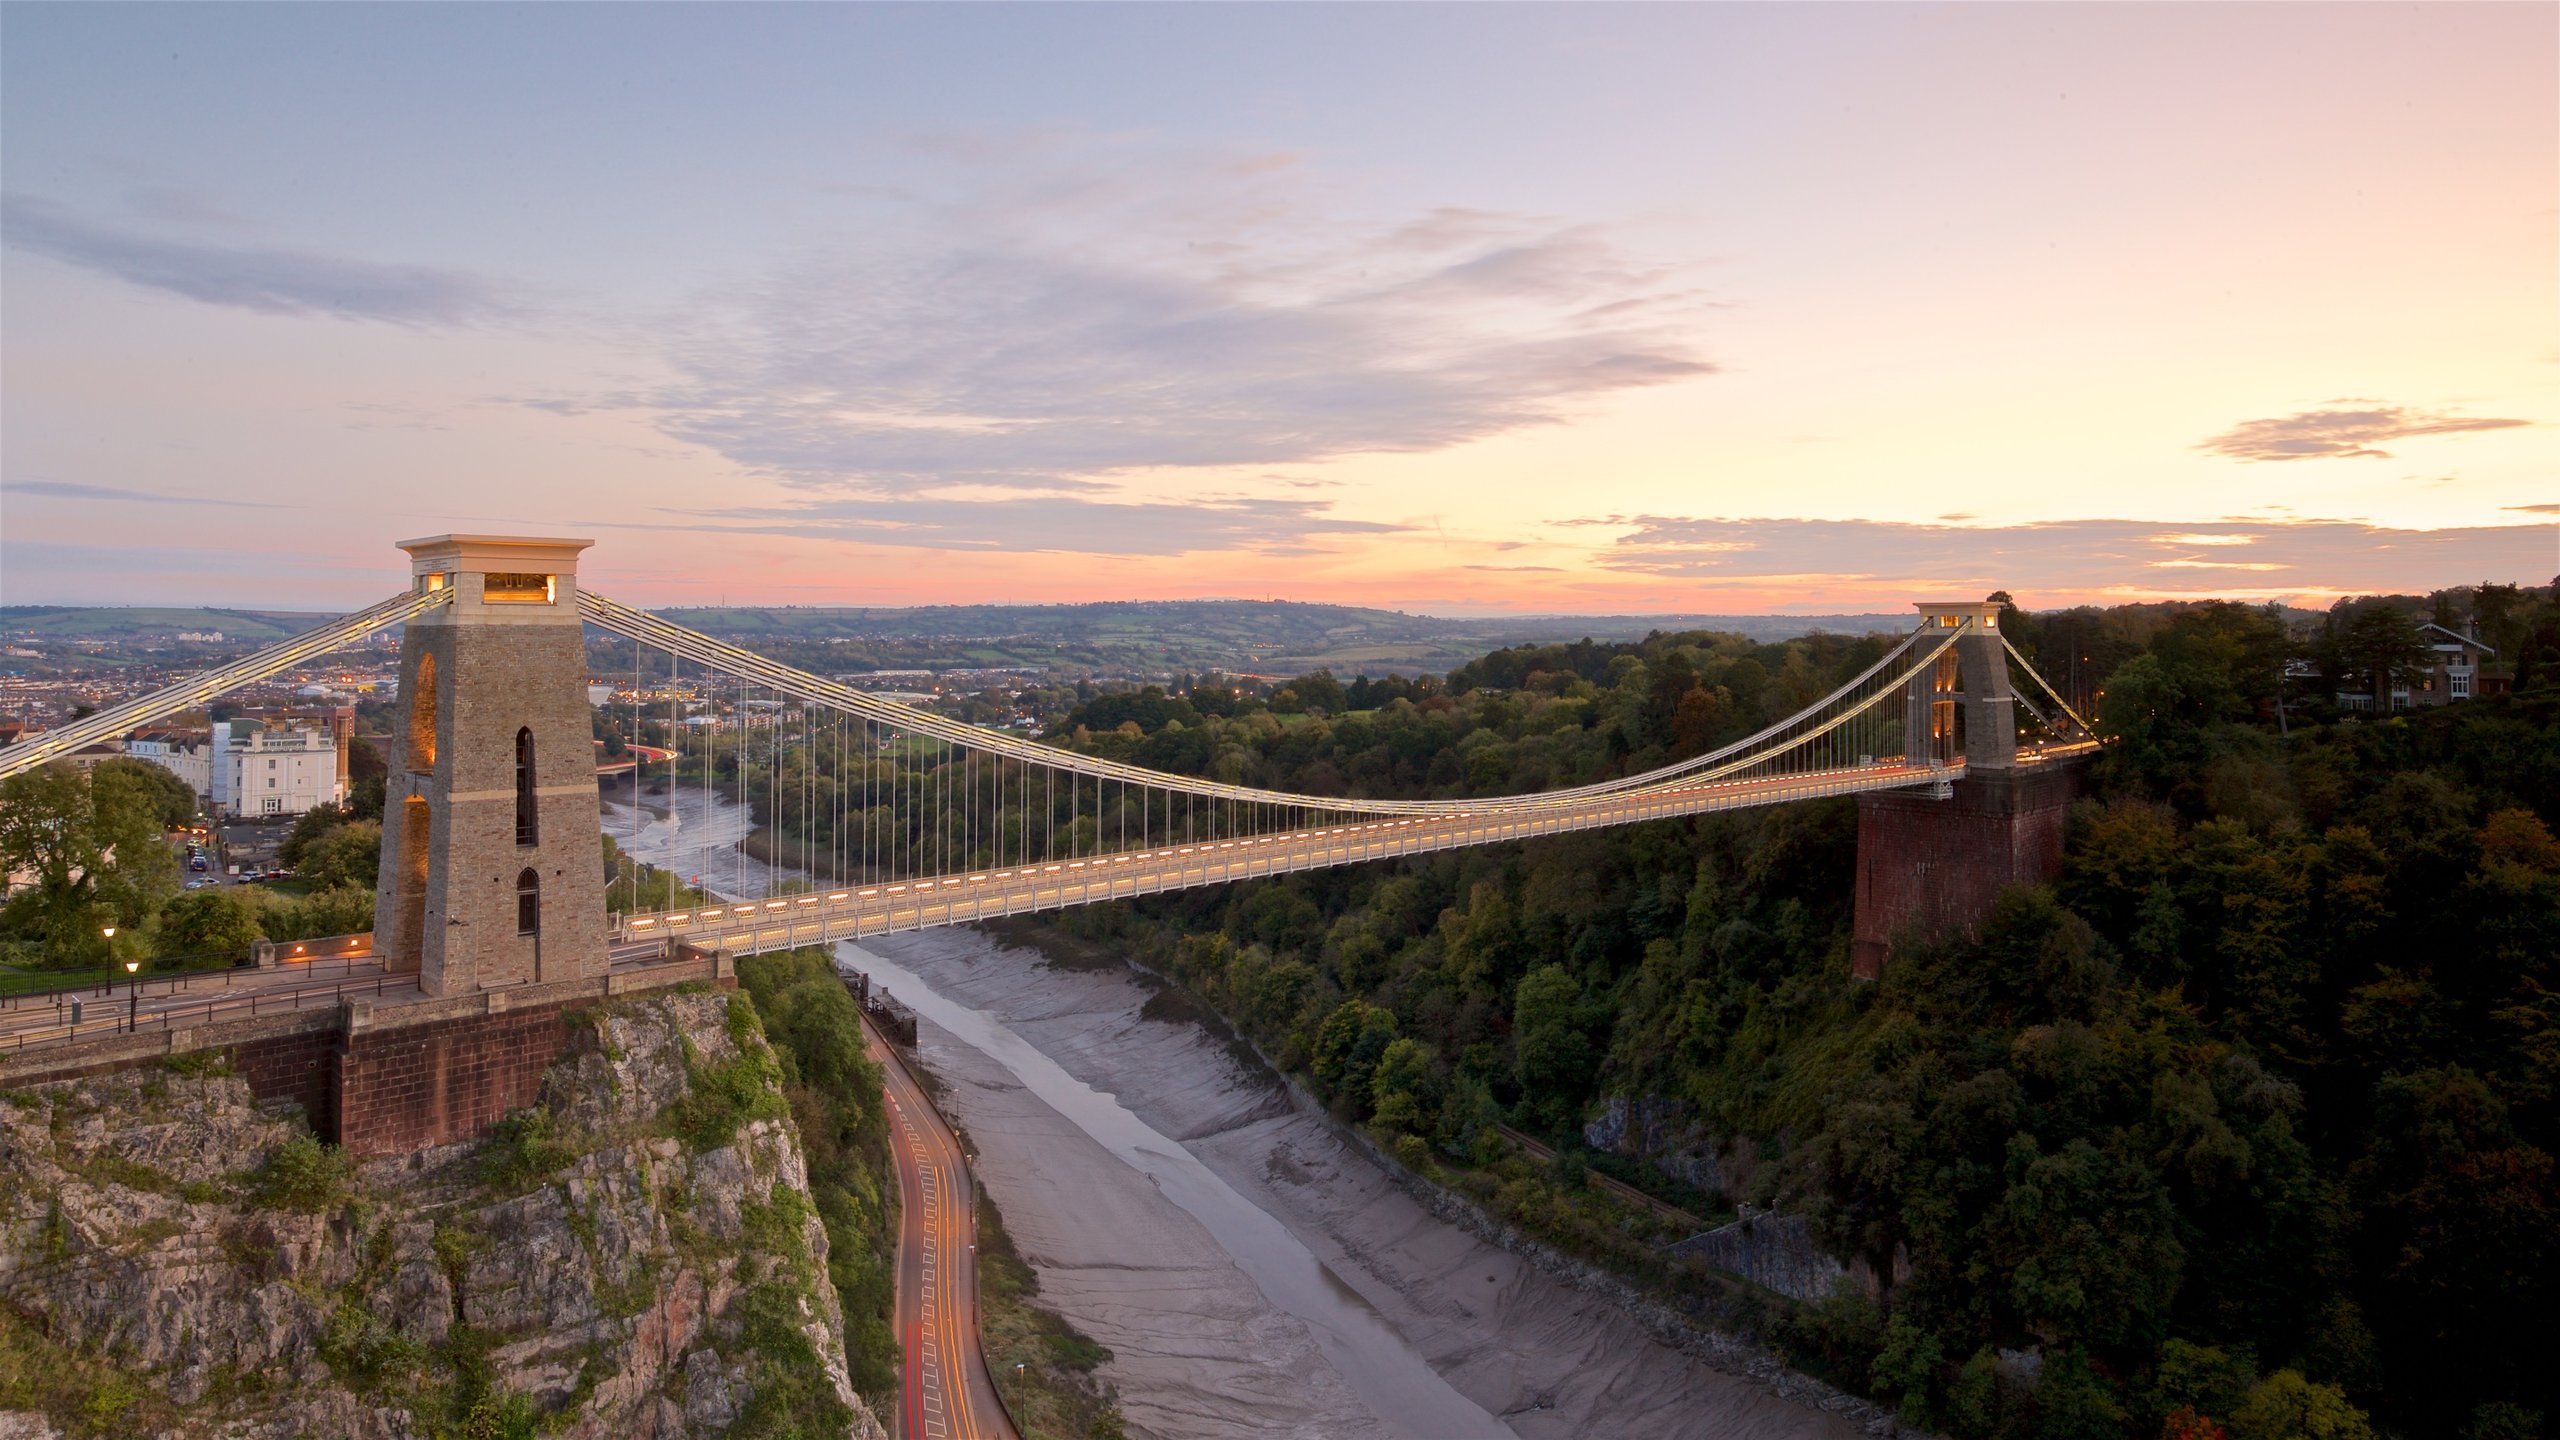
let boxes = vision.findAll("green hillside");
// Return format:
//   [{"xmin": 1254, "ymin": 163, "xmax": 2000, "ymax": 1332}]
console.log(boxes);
[{"xmin": 0, "ymin": 607, "xmax": 334, "ymax": 641}]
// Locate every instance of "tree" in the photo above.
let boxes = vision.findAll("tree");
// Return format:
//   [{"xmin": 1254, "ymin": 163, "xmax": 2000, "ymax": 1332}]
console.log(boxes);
[
  {"xmin": 2095, "ymin": 654, "xmax": 2190, "ymax": 796},
  {"xmin": 1512, "ymin": 965, "xmax": 1597, "ymax": 1128},
  {"xmin": 2350, "ymin": 1069, "xmax": 2556, "ymax": 1417},
  {"xmin": 92, "ymin": 757, "xmax": 196, "ymax": 828},
  {"xmin": 1983, "ymin": 1134, "xmax": 2184, "ymax": 1352},
  {"xmin": 2327, "ymin": 600, "xmax": 2428, "ymax": 707},
  {"xmin": 0, "ymin": 762, "xmax": 177, "ymax": 961},
  {"xmin": 1370, "ymin": 1037, "xmax": 1440, "ymax": 1136},
  {"xmin": 299, "ymin": 820, "xmax": 381, "ymax": 891},
  {"xmin": 2032, "ymin": 1348, "xmax": 2130, "ymax": 1439},
  {"xmin": 1670, "ymin": 685, "xmax": 1734, "ymax": 755},
  {"xmin": 2156, "ymin": 1338, "xmax": 2257, "ymax": 1420},
  {"xmin": 1290, "ymin": 669, "xmax": 1347, "ymax": 717},
  {"xmin": 1311, "ymin": 1000, "xmax": 1398, "ymax": 1109},
  {"xmin": 2472, "ymin": 582, "xmax": 2526, "ymax": 662},
  {"xmin": 279, "ymin": 803, "xmax": 349, "ymax": 866},
  {"xmin": 155, "ymin": 888, "xmax": 264, "ymax": 962},
  {"xmin": 256, "ymin": 885, "xmax": 375, "ymax": 942},
  {"xmin": 2229, "ymin": 1371, "xmax": 2374, "ymax": 1440}
]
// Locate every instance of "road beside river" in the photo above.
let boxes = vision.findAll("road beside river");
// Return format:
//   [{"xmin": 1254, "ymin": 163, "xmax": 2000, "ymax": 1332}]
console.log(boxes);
[{"xmin": 852, "ymin": 925, "xmax": 1867, "ymax": 1440}]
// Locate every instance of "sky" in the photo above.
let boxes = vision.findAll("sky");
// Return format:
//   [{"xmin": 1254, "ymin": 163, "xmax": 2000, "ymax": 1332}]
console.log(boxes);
[{"xmin": 2, "ymin": 2, "xmax": 2553, "ymax": 615}]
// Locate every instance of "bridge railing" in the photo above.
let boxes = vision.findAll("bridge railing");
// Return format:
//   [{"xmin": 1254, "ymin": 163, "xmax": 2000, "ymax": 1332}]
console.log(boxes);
[{"xmin": 614, "ymin": 756, "xmax": 1956, "ymax": 956}]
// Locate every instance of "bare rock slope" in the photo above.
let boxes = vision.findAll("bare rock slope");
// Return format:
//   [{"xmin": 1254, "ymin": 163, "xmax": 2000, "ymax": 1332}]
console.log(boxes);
[{"xmin": 0, "ymin": 990, "xmax": 889, "ymax": 1440}]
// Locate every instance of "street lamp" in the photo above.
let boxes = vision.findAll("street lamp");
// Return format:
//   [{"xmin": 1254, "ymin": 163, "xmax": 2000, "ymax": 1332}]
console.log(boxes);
[
  {"xmin": 125, "ymin": 960, "xmax": 141, "ymax": 1032},
  {"xmin": 102, "ymin": 926, "xmax": 117, "ymax": 995}
]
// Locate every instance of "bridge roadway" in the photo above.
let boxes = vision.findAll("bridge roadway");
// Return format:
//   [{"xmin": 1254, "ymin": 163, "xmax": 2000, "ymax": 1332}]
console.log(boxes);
[{"xmin": 617, "ymin": 754, "xmax": 2090, "ymax": 959}]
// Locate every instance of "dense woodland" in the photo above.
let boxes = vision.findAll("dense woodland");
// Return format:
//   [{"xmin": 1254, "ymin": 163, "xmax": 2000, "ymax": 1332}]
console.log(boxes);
[
  {"xmin": 5, "ymin": 586, "xmax": 2555, "ymax": 1437},
  {"xmin": 1034, "ymin": 587, "xmax": 2558, "ymax": 1440}
]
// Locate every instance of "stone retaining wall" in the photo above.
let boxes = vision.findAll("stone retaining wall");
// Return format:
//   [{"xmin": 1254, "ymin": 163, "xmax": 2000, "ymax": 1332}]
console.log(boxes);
[{"xmin": 0, "ymin": 951, "xmax": 733, "ymax": 1155}]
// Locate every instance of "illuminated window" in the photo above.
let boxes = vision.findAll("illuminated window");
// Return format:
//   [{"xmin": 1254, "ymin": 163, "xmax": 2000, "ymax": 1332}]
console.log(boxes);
[
  {"xmin": 484, "ymin": 573, "xmax": 556, "ymax": 604},
  {"xmin": 517, "ymin": 868, "xmax": 541, "ymax": 936}
]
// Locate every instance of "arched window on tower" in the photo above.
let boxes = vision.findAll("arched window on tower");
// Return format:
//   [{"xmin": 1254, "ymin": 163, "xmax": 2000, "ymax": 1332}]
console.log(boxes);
[
  {"xmin": 514, "ymin": 727, "xmax": 539, "ymax": 846},
  {"xmin": 516, "ymin": 868, "xmax": 541, "ymax": 936}
]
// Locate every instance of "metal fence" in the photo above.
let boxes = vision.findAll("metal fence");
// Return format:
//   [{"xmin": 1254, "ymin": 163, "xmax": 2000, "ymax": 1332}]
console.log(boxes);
[
  {"xmin": 0, "ymin": 933, "xmax": 376, "ymax": 1013},
  {"xmin": 1, "ymin": 968, "xmax": 404, "ymax": 1055}
]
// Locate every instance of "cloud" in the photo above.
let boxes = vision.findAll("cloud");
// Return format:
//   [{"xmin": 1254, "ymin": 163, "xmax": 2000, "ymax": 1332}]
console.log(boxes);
[
  {"xmin": 2199, "ymin": 403, "xmax": 2531, "ymax": 462},
  {"xmin": 2506, "ymin": 503, "xmax": 2560, "ymax": 515},
  {"xmin": 4, "ymin": 481, "xmax": 278, "ymax": 509},
  {"xmin": 1, "ymin": 195, "xmax": 508, "ymax": 325},
  {"xmin": 1574, "ymin": 515, "xmax": 2557, "ymax": 597},
  {"xmin": 680, "ymin": 494, "xmax": 1406, "ymax": 557},
  {"xmin": 625, "ymin": 140, "xmax": 1713, "ymax": 488}
]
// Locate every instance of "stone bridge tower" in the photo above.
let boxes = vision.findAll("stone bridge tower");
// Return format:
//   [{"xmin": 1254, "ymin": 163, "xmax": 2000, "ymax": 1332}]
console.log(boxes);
[
  {"xmin": 1853, "ymin": 600, "xmax": 2083, "ymax": 977},
  {"xmin": 372, "ymin": 536, "xmax": 611, "ymax": 995}
]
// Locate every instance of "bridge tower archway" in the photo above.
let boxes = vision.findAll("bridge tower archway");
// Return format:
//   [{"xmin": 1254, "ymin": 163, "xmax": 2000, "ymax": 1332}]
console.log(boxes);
[
  {"xmin": 1854, "ymin": 599, "xmax": 2082, "ymax": 978},
  {"xmin": 1902, "ymin": 600, "xmax": 2017, "ymax": 770},
  {"xmin": 370, "ymin": 536, "xmax": 610, "ymax": 994}
]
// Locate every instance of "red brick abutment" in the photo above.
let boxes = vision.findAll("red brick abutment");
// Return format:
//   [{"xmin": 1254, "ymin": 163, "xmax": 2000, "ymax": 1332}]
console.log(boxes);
[
  {"xmin": 1851, "ymin": 760, "xmax": 2089, "ymax": 979},
  {"xmin": 0, "ymin": 951, "xmax": 734, "ymax": 1157}
]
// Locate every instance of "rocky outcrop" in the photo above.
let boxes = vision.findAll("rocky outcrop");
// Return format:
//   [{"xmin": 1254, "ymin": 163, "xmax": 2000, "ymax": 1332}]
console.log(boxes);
[
  {"xmin": 0, "ymin": 990, "xmax": 889, "ymax": 1439},
  {"xmin": 1585, "ymin": 1097, "xmax": 1890, "ymax": 1306},
  {"xmin": 1583, "ymin": 1094, "xmax": 1735, "ymax": 1200}
]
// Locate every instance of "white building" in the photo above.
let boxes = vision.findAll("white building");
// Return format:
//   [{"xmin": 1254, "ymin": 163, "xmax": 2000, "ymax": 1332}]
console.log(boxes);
[
  {"xmin": 125, "ymin": 729, "xmax": 213, "ymax": 804},
  {"xmin": 218, "ymin": 726, "xmax": 342, "ymax": 817}
]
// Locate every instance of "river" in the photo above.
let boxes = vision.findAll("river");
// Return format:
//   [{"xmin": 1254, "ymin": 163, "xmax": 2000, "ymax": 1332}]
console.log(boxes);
[{"xmin": 603, "ymin": 787, "xmax": 1870, "ymax": 1439}]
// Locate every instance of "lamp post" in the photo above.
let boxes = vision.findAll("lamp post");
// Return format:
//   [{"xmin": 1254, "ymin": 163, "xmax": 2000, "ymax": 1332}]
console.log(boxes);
[
  {"xmin": 102, "ymin": 926, "xmax": 117, "ymax": 995},
  {"xmin": 125, "ymin": 960, "xmax": 141, "ymax": 1032}
]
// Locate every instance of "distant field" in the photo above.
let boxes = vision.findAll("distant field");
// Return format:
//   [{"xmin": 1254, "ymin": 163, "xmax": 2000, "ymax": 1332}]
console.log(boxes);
[
  {"xmin": 640, "ymin": 601, "xmax": 1916, "ymax": 675},
  {"xmin": 0, "ymin": 606, "xmax": 333, "ymax": 641},
  {"xmin": 10, "ymin": 597, "xmax": 1919, "ymax": 681}
]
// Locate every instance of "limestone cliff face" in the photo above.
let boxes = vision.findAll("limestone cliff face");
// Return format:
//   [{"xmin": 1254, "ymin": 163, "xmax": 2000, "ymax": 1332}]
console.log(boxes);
[{"xmin": 0, "ymin": 990, "xmax": 890, "ymax": 1440}]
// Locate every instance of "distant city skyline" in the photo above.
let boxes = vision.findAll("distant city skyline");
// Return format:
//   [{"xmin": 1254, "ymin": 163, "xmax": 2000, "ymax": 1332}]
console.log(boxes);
[{"xmin": 2, "ymin": 3, "xmax": 2552, "ymax": 613}]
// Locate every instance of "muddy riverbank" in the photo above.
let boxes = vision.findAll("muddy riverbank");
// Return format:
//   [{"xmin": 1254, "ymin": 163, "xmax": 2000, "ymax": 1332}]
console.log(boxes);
[{"xmin": 850, "ymin": 925, "xmax": 1879, "ymax": 1440}]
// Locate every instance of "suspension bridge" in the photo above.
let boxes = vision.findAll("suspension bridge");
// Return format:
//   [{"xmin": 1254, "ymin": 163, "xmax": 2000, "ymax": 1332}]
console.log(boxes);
[
  {"xmin": 0, "ymin": 535, "xmax": 2101, "ymax": 1440},
  {"xmin": 2, "ymin": 536, "xmax": 2096, "ymax": 980}
]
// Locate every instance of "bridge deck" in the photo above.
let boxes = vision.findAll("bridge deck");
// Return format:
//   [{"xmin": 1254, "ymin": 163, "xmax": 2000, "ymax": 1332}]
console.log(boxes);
[{"xmin": 618, "ymin": 756, "xmax": 2059, "ymax": 958}]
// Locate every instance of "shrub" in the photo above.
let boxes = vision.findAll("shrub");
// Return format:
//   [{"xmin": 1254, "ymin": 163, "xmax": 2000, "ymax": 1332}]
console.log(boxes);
[
  {"xmin": 154, "ymin": 888, "xmax": 263, "ymax": 963},
  {"xmin": 668, "ymin": 1042, "xmax": 788, "ymax": 1153},
  {"xmin": 252, "ymin": 1134, "xmax": 349, "ymax": 1213},
  {"xmin": 480, "ymin": 1109, "xmax": 573, "ymax": 1192}
]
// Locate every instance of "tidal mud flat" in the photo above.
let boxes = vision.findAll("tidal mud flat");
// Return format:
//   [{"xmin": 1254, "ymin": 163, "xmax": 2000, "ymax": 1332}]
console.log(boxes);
[{"xmin": 848, "ymin": 925, "xmax": 1872, "ymax": 1440}]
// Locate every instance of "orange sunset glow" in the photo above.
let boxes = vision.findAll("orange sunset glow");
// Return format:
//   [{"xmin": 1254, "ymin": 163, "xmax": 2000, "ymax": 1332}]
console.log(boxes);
[{"xmin": 3, "ymin": 4, "xmax": 2551, "ymax": 612}]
